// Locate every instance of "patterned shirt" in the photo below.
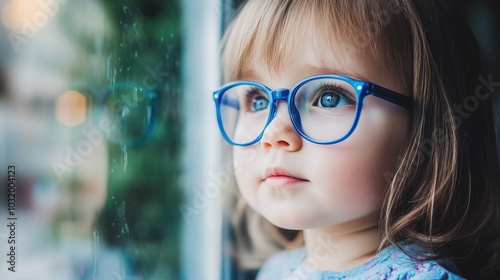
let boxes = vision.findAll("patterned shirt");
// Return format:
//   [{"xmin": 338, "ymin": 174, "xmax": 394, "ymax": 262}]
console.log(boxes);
[{"xmin": 256, "ymin": 243, "xmax": 464, "ymax": 279}]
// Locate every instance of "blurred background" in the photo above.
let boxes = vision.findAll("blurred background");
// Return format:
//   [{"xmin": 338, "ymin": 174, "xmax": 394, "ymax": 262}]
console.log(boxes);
[
  {"xmin": 0, "ymin": 0, "xmax": 497, "ymax": 280},
  {"xmin": 0, "ymin": 0, "xmax": 184, "ymax": 279}
]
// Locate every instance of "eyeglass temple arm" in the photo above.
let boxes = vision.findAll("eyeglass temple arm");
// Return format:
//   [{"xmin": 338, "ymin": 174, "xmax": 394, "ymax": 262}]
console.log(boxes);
[
  {"xmin": 220, "ymin": 95, "xmax": 240, "ymax": 110},
  {"xmin": 370, "ymin": 84, "xmax": 413, "ymax": 109}
]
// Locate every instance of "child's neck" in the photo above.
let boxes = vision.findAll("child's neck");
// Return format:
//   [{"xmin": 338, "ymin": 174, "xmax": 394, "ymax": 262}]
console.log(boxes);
[{"xmin": 303, "ymin": 211, "xmax": 382, "ymax": 272}]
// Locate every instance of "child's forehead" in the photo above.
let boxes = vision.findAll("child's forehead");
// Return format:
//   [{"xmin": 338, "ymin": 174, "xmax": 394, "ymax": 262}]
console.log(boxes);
[
  {"xmin": 236, "ymin": 25, "xmax": 407, "ymax": 94},
  {"xmin": 239, "ymin": 52, "xmax": 408, "ymax": 96},
  {"xmin": 238, "ymin": 33, "xmax": 379, "ymax": 84},
  {"xmin": 239, "ymin": 48, "xmax": 370, "ymax": 85},
  {"xmin": 241, "ymin": 21, "xmax": 355, "ymax": 74}
]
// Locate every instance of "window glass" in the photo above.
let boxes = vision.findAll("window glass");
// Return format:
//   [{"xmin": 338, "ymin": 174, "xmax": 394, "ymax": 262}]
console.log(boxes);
[{"xmin": 1, "ymin": 0, "xmax": 181, "ymax": 278}]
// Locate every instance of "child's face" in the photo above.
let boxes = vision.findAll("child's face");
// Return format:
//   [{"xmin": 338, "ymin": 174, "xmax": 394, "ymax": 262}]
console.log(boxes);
[{"xmin": 233, "ymin": 40, "xmax": 411, "ymax": 230}]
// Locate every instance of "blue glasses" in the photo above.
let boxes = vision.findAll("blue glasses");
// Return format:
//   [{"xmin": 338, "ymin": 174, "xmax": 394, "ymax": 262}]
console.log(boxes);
[{"xmin": 213, "ymin": 74, "xmax": 412, "ymax": 146}]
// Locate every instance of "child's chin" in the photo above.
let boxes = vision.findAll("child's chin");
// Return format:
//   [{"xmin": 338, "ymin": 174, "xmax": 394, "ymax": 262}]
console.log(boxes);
[{"xmin": 263, "ymin": 213, "xmax": 317, "ymax": 231}]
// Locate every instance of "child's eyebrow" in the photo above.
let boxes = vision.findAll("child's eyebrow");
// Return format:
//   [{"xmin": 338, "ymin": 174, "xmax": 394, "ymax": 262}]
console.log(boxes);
[{"xmin": 305, "ymin": 66, "xmax": 369, "ymax": 82}]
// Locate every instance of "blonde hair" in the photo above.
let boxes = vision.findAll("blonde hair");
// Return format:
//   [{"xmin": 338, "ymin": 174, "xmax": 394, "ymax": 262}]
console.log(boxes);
[{"xmin": 221, "ymin": 0, "xmax": 500, "ymax": 278}]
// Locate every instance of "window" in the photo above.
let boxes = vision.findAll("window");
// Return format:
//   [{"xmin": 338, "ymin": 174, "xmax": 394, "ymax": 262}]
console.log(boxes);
[{"xmin": 1, "ymin": 0, "xmax": 183, "ymax": 278}]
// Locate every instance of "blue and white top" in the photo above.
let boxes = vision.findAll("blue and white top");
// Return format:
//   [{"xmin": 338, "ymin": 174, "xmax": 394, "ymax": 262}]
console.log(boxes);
[{"xmin": 256, "ymin": 243, "xmax": 464, "ymax": 279}]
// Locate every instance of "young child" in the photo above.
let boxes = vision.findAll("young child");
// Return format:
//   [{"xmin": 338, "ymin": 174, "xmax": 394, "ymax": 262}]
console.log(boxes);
[{"xmin": 213, "ymin": 0, "xmax": 500, "ymax": 279}]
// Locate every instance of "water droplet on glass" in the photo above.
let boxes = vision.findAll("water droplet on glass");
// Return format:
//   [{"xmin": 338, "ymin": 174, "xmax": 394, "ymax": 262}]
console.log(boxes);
[
  {"xmin": 121, "ymin": 106, "xmax": 130, "ymax": 117},
  {"xmin": 123, "ymin": 222, "xmax": 130, "ymax": 236},
  {"xmin": 122, "ymin": 145, "xmax": 128, "ymax": 173},
  {"xmin": 92, "ymin": 230, "xmax": 100, "ymax": 278}
]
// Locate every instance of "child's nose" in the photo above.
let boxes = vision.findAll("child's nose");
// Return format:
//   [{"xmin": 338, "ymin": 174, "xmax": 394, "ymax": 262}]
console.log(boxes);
[{"xmin": 260, "ymin": 100, "xmax": 302, "ymax": 151}]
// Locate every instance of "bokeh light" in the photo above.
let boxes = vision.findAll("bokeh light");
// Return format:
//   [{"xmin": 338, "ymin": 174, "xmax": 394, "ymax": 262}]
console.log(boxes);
[
  {"xmin": 1, "ymin": 0, "xmax": 57, "ymax": 34},
  {"xmin": 55, "ymin": 90, "xmax": 88, "ymax": 127}
]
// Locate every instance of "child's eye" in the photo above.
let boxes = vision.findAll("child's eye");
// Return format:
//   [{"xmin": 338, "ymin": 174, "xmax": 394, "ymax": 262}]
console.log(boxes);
[
  {"xmin": 312, "ymin": 86, "xmax": 355, "ymax": 108},
  {"xmin": 252, "ymin": 96, "xmax": 269, "ymax": 111},
  {"xmin": 243, "ymin": 87, "xmax": 269, "ymax": 112}
]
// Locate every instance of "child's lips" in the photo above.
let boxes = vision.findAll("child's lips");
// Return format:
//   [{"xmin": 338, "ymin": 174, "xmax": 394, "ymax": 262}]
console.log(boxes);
[
  {"xmin": 263, "ymin": 167, "xmax": 308, "ymax": 187},
  {"xmin": 264, "ymin": 176, "xmax": 307, "ymax": 187}
]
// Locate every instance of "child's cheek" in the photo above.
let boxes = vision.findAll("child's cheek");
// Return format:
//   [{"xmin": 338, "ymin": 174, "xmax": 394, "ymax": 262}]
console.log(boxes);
[
  {"xmin": 232, "ymin": 146, "xmax": 261, "ymax": 208},
  {"xmin": 233, "ymin": 146, "xmax": 257, "ymax": 175},
  {"xmin": 352, "ymin": 107, "xmax": 408, "ymax": 185},
  {"xmin": 309, "ymin": 106, "xmax": 409, "ymax": 220},
  {"xmin": 305, "ymin": 144, "xmax": 386, "ymax": 220}
]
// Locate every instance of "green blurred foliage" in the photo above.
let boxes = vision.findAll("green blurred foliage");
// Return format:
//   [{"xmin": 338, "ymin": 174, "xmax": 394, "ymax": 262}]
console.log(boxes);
[{"xmin": 96, "ymin": 0, "xmax": 182, "ymax": 278}]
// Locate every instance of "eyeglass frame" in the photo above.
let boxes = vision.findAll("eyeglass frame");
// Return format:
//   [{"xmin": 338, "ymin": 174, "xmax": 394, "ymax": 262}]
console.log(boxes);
[{"xmin": 213, "ymin": 74, "xmax": 412, "ymax": 146}]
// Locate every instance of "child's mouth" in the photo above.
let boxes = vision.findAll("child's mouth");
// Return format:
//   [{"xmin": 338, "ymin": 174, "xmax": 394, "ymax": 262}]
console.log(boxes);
[{"xmin": 263, "ymin": 167, "xmax": 308, "ymax": 187}]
